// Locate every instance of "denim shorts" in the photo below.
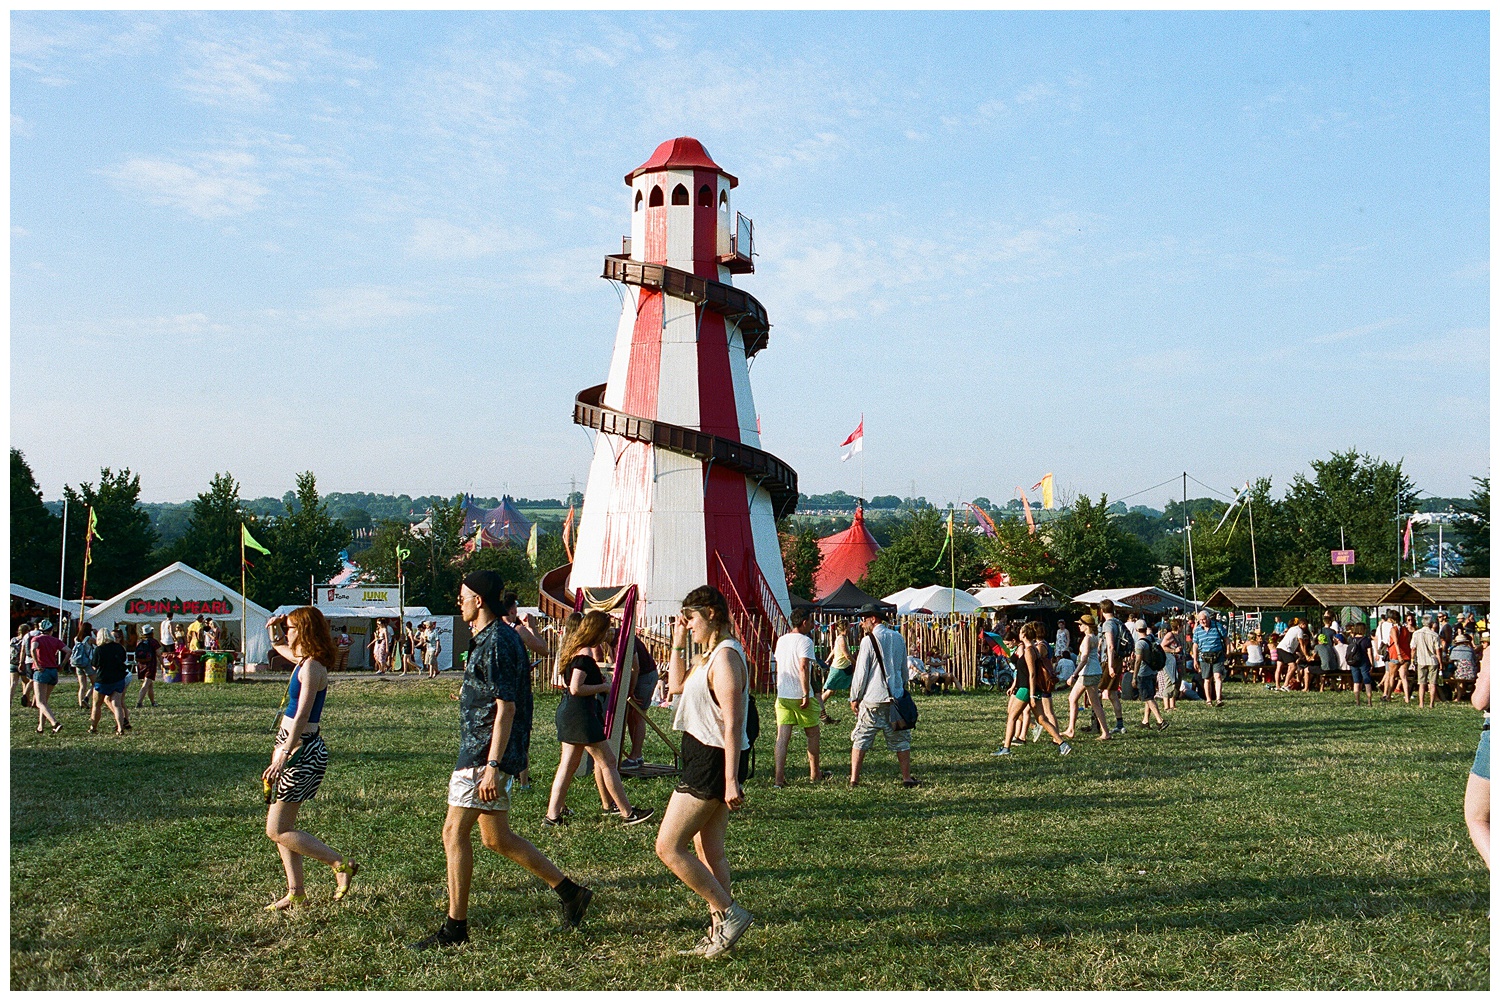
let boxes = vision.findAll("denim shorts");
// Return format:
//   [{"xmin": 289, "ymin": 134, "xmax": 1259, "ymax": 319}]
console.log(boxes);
[
  {"xmin": 1473, "ymin": 725, "xmax": 1490, "ymax": 781},
  {"xmin": 94, "ymin": 678, "xmax": 128, "ymax": 696},
  {"xmin": 1350, "ymin": 663, "xmax": 1373, "ymax": 687}
]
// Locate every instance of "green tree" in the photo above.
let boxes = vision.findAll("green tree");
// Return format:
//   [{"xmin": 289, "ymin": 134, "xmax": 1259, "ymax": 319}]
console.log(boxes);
[
  {"xmin": 63, "ymin": 468, "xmax": 160, "ymax": 600},
  {"xmin": 976, "ymin": 514, "xmax": 1055, "ymax": 586},
  {"xmin": 1276, "ymin": 450, "xmax": 1417, "ymax": 585},
  {"xmin": 1454, "ymin": 476, "xmax": 1489, "ymax": 576},
  {"xmin": 11, "ymin": 449, "xmax": 61, "ymax": 593},
  {"xmin": 778, "ymin": 520, "xmax": 823, "ymax": 599},
  {"xmin": 250, "ymin": 473, "xmax": 353, "ymax": 609},
  {"xmin": 460, "ymin": 545, "xmax": 538, "ymax": 609},
  {"xmin": 168, "ymin": 473, "xmax": 250, "ymax": 590},
  {"xmin": 1046, "ymin": 494, "xmax": 1157, "ymax": 595},
  {"xmin": 858, "ymin": 508, "xmax": 986, "ymax": 598}
]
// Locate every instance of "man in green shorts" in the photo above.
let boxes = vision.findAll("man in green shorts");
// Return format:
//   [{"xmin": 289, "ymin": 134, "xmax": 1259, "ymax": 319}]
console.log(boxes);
[{"xmin": 772, "ymin": 609, "xmax": 828, "ymax": 787}]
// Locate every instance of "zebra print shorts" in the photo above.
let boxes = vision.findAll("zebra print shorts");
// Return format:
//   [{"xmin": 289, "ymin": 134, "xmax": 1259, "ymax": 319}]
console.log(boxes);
[{"xmin": 272, "ymin": 729, "xmax": 328, "ymax": 803}]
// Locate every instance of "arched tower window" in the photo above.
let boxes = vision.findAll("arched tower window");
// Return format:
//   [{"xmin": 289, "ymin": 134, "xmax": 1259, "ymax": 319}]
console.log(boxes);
[
  {"xmin": 697, "ymin": 184, "xmax": 713, "ymax": 208},
  {"xmin": 634, "ymin": 190, "xmax": 643, "ymax": 211},
  {"xmin": 719, "ymin": 190, "xmax": 729, "ymax": 210},
  {"xmin": 648, "ymin": 185, "xmax": 664, "ymax": 208},
  {"xmin": 671, "ymin": 183, "xmax": 689, "ymax": 206}
]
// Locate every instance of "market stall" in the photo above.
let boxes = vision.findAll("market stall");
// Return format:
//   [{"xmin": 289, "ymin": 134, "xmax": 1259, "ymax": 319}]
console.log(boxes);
[
  {"xmin": 273, "ymin": 604, "xmax": 463, "ymax": 672},
  {"xmin": 84, "ymin": 562, "xmax": 271, "ymax": 668}
]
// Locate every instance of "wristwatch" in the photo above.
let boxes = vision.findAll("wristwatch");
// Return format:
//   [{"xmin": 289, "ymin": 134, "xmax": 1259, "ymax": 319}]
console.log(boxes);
[{"xmin": 486, "ymin": 760, "xmax": 501, "ymax": 769}]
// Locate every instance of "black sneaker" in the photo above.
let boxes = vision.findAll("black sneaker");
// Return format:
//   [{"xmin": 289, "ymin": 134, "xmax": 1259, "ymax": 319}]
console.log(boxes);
[
  {"xmin": 409, "ymin": 925, "xmax": 468, "ymax": 951},
  {"xmin": 542, "ymin": 814, "xmax": 570, "ymax": 828},
  {"xmin": 560, "ymin": 885, "xmax": 593, "ymax": 929},
  {"xmin": 600, "ymin": 804, "xmax": 620, "ymax": 816},
  {"xmin": 621, "ymin": 806, "xmax": 655, "ymax": 825}
]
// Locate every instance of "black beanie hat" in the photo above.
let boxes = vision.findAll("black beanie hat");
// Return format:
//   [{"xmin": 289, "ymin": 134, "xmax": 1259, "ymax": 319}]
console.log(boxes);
[{"xmin": 462, "ymin": 570, "xmax": 504, "ymax": 613}]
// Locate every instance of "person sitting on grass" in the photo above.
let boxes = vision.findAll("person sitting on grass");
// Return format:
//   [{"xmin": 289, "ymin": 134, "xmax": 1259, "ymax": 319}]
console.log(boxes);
[
  {"xmin": 543, "ymin": 611, "xmax": 653, "ymax": 827},
  {"xmin": 412, "ymin": 571, "xmax": 593, "ymax": 950},
  {"xmin": 994, "ymin": 622, "xmax": 1070, "ymax": 757},
  {"xmin": 261, "ymin": 607, "xmax": 358, "ymax": 911}
]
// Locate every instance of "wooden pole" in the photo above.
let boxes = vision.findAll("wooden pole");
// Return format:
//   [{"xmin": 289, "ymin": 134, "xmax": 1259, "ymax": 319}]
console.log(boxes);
[
  {"xmin": 57, "ymin": 500, "xmax": 68, "ymax": 635},
  {"xmin": 239, "ymin": 527, "xmax": 247, "ymax": 683}
]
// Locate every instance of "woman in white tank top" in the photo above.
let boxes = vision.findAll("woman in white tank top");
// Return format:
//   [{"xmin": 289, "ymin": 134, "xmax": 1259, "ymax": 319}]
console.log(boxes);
[{"xmin": 655, "ymin": 585, "xmax": 755, "ymax": 960}]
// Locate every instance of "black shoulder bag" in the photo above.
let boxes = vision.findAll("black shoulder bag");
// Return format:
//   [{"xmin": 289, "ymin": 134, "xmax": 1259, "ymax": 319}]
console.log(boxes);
[{"xmin": 870, "ymin": 632, "xmax": 919, "ymax": 731}]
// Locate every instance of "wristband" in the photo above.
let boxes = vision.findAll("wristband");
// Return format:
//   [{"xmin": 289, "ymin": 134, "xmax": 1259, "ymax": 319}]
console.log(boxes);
[{"xmin": 486, "ymin": 760, "xmax": 501, "ymax": 769}]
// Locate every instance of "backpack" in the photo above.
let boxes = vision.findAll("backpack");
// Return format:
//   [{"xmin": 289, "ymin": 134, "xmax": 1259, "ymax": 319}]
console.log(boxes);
[
  {"xmin": 10, "ymin": 636, "xmax": 21, "ymax": 668},
  {"xmin": 70, "ymin": 640, "xmax": 93, "ymax": 670},
  {"xmin": 1105, "ymin": 619, "xmax": 1132, "ymax": 662},
  {"xmin": 1147, "ymin": 640, "xmax": 1166, "ymax": 672}
]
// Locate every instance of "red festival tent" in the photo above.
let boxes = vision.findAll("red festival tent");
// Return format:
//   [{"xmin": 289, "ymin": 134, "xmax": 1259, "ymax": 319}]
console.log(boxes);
[{"xmin": 812, "ymin": 507, "xmax": 881, "ymax": 601}]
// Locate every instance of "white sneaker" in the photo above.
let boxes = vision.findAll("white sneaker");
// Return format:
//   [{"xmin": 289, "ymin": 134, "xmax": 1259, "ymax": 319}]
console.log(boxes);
[
  {"xmin": 1028, "ymin": 723, "xmax": 1042, "ymax": 742},
  {"xmin": 704, "ymin": 902, "xmax": 753, "ymax": 958},
  {"xmin": 1058, "ymin": 742, "xmax": 1072, "ymax": 756},
  {"xmin": 991, "ymin": 746, "xmax": 1011, "ymax": 756}
]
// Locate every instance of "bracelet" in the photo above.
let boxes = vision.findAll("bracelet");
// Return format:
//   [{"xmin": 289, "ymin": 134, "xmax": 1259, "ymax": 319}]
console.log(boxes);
[{"xmin": 673, "ymin": 646, "xmax": 687, "ymax": 652}]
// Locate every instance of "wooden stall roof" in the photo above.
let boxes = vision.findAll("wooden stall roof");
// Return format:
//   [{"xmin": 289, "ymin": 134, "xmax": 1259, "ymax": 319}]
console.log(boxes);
[
  {"xmin": 1379, "ymin": 577, "xmax": 1490, "ymax": 608},
  {"xmin": 1203, "ymin": 587, "xmax": 1298, "ymax": 610},
  {"xmin": 1283, "ymin": 583, "xmax": 1397, "ymax": 609}
]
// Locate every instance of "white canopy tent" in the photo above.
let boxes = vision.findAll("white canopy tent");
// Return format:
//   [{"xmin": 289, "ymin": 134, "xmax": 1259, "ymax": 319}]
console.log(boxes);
[
  {"xmin": 274, "ymin": 604, "xmax": 461, "ymax": 672},
  {"xmin": 969, "ymin": 583, "xmax": 1067, "ymax": 609},
  {"xmin": 883, "ymin": 585, "xmax": 984, "ymax": 616},
  {"xmin": 1071, "ymin": 586, "xmax": 1197, "ymax": 616},
  {"xmin": 84, "ymin": 562, "xmax": 272, "ymax": 666}
]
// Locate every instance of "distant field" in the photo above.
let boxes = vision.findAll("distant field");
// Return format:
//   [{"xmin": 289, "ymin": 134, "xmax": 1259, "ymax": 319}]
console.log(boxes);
[{"xmin": 11, "ymin": 682, "xmax": 1489, "ymax": 989}]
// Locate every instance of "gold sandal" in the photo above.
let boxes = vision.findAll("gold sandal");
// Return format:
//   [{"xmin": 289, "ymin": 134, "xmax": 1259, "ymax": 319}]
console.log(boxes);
[
  {"xmin": 265, "ymin": 891, "xmax": 306, "ymax": 912},
  {"xmin": 332, "ymin": 860, "xmax": 360, "ymax": 901}
]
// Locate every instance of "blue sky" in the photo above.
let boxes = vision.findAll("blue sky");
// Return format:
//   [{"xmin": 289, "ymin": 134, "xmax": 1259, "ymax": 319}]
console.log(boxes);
[{"xmin": 11, "ymin": 11, "xmax": 1489, "ymax": 511}]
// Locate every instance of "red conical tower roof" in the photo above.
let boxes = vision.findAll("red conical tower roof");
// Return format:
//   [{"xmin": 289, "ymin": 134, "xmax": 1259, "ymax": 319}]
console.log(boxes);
[
  {"xmin": 812, "ymin": 507, "xmax": 881, "ymax": 600},
  {"xmin": 626, "ymin": 136, "xmax": 738, "ymax": 187}
]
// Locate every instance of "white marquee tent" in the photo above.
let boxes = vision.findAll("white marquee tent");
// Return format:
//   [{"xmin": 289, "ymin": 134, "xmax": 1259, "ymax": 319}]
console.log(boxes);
[
  {"xmin": 84, "ymin": 562, "xmax": 272, "ymax": 666},
  {"xmin": 274, "ymin": 604, "xmax": 460, "ymax": 672},
  {"xmin": 882, "ymin": 585, "xmax": 983, "ymax": 616}
]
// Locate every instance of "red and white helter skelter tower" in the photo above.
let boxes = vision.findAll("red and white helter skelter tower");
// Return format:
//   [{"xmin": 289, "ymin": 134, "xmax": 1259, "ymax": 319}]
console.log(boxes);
[{"xmin": 546, "ymin": 138, "xmax": 797, "ymax": 675}]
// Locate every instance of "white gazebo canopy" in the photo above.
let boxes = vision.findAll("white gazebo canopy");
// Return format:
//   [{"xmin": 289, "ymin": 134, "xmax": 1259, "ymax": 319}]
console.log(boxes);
[
  {"xmin": 883, "ymin": 585, "xmax": 983, "ymax": 616},
  {"xmin": 1070, "ymin": 586, "xmax": 1197, "ymax": 615}
]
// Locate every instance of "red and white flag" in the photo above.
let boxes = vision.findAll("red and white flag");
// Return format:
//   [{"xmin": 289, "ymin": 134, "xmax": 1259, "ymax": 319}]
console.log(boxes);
[{"xmin": 840, "ymin": 417, "xmax": 864, "ymax": 462}]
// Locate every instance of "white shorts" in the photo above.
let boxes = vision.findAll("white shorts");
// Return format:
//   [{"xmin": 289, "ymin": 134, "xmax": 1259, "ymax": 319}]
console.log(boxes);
[{"xmin": 447, "ymin": 765, "xmax": 513, "ymax": 812}]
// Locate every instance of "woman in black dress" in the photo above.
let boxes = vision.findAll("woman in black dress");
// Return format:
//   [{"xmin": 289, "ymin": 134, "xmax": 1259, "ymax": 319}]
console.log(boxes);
[{"xmin": 543, "ymin": 611, "xmax": 653, "ymax": 826}]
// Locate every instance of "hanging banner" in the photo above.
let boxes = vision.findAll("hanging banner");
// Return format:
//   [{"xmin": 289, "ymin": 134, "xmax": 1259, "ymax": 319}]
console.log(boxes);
[
  {"xmin": 125, "ymin": 596, "xmax": 234, "ymax": 616},
  {"xmin": 315, "ymin": 584, "xmax": 401, "ymax": 608},
  {"xmin": 1330, "ymin": 550, "xmax": 1356, "ymax": 566}
]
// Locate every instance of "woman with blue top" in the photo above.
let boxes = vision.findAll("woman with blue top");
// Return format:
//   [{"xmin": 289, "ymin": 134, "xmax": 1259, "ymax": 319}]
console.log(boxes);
[{"xmin": 262, "ymin": 606, "xmax": 358, "ymax": 911}]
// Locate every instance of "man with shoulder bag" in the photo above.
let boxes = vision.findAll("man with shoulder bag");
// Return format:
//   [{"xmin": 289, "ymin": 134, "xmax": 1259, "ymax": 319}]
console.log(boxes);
[{"xmin": 847, "ymin": 604, "xmax": 920, "ymax": 789}]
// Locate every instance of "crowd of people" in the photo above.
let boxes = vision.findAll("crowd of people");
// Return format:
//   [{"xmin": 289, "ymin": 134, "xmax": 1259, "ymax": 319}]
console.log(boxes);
[
  {"xmin": 364, "ymin": 618, "xmax": 444, "ymax": 676},
  {"xmin": 15, "ymin": 580, "xmax": 1488, "ymax": 963}
]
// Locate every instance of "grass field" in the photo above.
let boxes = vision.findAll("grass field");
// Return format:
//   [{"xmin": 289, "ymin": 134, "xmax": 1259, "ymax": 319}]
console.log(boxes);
[{"xmin": 10, "ymin": 678, "xmax": 1490, "ymax": 989}]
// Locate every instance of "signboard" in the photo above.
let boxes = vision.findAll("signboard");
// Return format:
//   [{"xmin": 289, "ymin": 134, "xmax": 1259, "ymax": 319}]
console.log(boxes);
[
  {"xmin": 125, "ymin": 596, "xmax": 233, "ymax": 616},
  {"xmin": 315, "ymin": 584, "xmax": 401, "ymax": 608},
  {"xmin": 1330, "ymin": 550, "xmax": 1356, "ymax": 566}
]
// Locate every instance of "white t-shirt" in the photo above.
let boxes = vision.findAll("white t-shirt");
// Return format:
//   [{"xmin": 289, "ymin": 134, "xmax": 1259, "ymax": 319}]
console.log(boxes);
[
  {"xmin": 774, "ymin": 631, "xmax": 817, "ymax": 700},
  {"xmin": 1277, "ymin": 626, "xmax": 1305, "ymax": 654}
]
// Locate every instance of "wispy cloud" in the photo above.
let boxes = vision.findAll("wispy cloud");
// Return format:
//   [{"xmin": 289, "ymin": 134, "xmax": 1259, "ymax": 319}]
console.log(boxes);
[
  {"xmin": 407, "ymin": 218, "xmax": 501, "ymax": 260},
  {"xmin": 299, "ymin": 286, "xmax": 438, "ymax": 329},
  {"xmin": 173, "ymin": 24, "xmax": 376, "ymax": 108},
  {"xmin": 105, "ymin": 150, "xmax": 266, "ymax": 219},
  {"xmin": 1311, "ymin": 316, "xmax": 1402, "ymax": 345}
]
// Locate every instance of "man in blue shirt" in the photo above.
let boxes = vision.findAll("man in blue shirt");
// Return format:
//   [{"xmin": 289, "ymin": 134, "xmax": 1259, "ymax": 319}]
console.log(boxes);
[
  {"xmin": 411, "ymin": 570, "xmax": 592, "ymax": 950},
  {"xmin": 1191, "ymin": 611, "xmax": 1229, "ymax": 707}
]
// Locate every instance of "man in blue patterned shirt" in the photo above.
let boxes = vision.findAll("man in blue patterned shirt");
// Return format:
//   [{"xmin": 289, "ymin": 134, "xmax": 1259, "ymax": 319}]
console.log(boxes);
[{"xmin": 411, "ymin": 570, "xmax": 592, "ymax": 950}]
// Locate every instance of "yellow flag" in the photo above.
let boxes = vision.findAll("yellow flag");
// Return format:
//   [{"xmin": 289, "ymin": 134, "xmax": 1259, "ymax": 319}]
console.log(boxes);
[
  {"xmin": 87, "ymin": 506, "xmax": 103, "ymax": 541},
  {"xmin": 527, "ymin": 523, "xmax": 539, "ymax": 568},
  {"xmin": 1040, "ymin": 473, "xmax": 1054, "ymax": 511}
]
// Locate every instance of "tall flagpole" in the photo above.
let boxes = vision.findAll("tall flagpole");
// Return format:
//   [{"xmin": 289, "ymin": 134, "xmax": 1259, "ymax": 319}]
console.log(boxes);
[
  {"xmin": 57, "ymin": 500, "xmax": 69, "ymax": 634},
  {"xmin": 239, "ymin": 526, "xmax": 247, "ymax": 683},
  {"xmin": 949, "ymin": 506, "xmax": 956, "ymax": 614},
  {"xmin": 78, "ymin": 506, "xmax": 93, "ymax": 630}
]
